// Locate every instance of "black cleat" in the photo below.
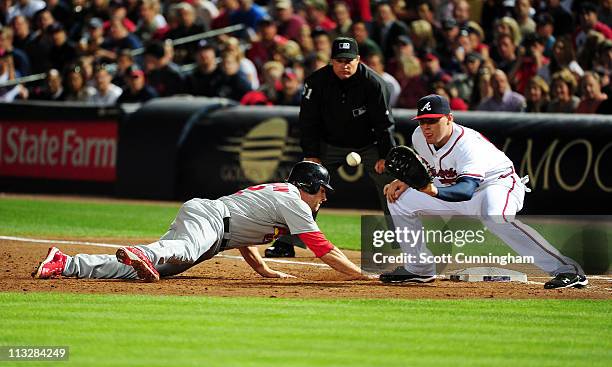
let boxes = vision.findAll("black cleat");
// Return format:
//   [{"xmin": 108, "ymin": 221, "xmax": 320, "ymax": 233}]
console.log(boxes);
[
  {"xmin": 379, "ymin": 267, "xmax": 436, "ymax": 283},
  {"xmin": 264, "ymin": 241, "xmax": 295, "ymax": 258},
  {"xmin": 544, "ymin": 273, "xmax": 588, "ymax": 289}
]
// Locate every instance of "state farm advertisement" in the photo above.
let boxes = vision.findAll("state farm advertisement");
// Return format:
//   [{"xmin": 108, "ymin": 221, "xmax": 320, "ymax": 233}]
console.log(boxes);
[{"xmin": 0, "ymin": 121, "xmax": 117, "ymax": 182}]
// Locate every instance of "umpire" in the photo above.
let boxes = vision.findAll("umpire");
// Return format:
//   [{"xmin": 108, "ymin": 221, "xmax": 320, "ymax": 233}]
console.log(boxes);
[{"xmin": 266, "ymin": 36, "xmax": 396, "ymax": 257}]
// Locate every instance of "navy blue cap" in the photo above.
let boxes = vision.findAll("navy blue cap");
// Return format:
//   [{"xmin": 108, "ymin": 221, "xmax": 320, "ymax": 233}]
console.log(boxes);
[{"xmin": 413, "ymin": 94, "xmax": 451, "ymax": 120}]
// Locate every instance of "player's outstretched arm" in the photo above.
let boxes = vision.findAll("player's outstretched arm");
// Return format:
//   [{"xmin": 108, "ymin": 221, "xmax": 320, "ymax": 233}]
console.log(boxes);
[
  {"xmin": 238, "ymin": 246, "xmax": 296, "ymax": 279},
  {"xmin": 319, "ymin": 247, "xmax": 372, "ymax": 280}
]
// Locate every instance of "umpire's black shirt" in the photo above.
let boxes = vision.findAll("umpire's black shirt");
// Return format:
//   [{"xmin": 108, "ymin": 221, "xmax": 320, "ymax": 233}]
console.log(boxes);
[{"xmin": 299, "ymin": 63, "xmax": 395, "ymax": 158}]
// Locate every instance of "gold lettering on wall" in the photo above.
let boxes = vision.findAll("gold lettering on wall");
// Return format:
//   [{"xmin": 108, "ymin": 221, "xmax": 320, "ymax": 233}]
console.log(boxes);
[
  {"xmin": 594, "ymin": 142, "xmax": 612, "ymax": 193},
  {"xmin": 554, "ymin": 139, "xmax": 593, "ymax": 192},
  {"xmin": 519, "ymin": 139, "xmax": 558, "ymax": 190}
]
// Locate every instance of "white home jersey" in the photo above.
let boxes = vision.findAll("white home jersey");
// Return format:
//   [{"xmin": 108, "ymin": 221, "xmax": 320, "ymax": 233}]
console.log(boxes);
[
  {"xmin": 412, "ymin": 123, "xmax": 514, "ymax": 190},
  {"xmin": 219, "ymin": 182, "xmax": 320, "ymax": 247}
]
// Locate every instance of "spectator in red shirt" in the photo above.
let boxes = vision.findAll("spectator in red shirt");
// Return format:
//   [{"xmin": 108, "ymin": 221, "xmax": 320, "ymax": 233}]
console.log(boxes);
[
  {"xmin": 274, "ymin": 0, "xmax": 305, "ymax": 42},
  {"xmin": 328, "ymin": 0, "xmax": 372, "ymax": 23},
  {"xmin": 102, "ymin": 0, "xmax": 136, "ymax": 34},
  {"xmin": 576, "ymin": 71, "xmax": 608, "ymax": 113},
  {"xmin": 246, "ymin": 17, "xmax": 287, "ymax": 72},
  {"xmin": 304, "ymin": 0, "xmax": 336, "ymax": 32},
  {"xmin": 510, "ymin": 34, "xmax": 549, "ymax": 95},
  {"xmin": 135, "ymin": 0, "xmax": 168, "ymax": 43}
]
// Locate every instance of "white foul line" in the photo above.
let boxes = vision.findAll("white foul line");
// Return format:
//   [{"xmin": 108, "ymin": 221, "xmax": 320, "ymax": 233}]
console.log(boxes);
[
  {"xmin": 0, "ymin": 235, "xmax": 122, "ymax": 249},
  {"xmin": 5, "ymin": 235, "xmax": 611, "ymax": 278},
  {"xmin": 0, "ymin": 235, "xmax": 330, "ymax": 268}
]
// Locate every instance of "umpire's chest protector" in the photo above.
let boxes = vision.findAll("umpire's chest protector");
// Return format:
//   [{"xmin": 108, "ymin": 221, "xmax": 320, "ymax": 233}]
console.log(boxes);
[{"xmin": 315, "ymin": 65, "xmax": 380, "ymax": 133}]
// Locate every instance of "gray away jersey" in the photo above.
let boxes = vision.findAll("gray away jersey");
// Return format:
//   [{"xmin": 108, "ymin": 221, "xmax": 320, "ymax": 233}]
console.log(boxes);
[{"xmin": 218, "ymin": 183, "xmax": 320, "ymax": 247}]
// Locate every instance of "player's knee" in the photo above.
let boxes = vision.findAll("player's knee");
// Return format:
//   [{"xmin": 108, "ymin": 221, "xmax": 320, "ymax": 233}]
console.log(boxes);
[
  {"xmin": 388, "ymin": 201, "xmax": 420, "ymax": 217},
  {"xmin": 388, "ymin": 201, "xmax": 401, "ymax": 215}
]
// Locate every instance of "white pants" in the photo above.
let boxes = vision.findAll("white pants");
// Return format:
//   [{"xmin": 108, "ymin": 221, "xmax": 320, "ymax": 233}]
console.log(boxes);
[
  {"xmin": 63, "ymin": 199, "xmax": 227, "ymax": 279},
  {"xmin": 388, "ymin": 174, "xmax": 583, "ymax": 276}
]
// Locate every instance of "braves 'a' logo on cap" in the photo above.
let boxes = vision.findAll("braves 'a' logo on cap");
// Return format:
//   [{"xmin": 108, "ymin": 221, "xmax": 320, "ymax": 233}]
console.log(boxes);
[
  {"xmin": 421, "ymin": 101, "xmax": 431, "ymax": 111},
  {"xmin": 339, "ymin": 42, "xmax": 351, "ymax": 49}
]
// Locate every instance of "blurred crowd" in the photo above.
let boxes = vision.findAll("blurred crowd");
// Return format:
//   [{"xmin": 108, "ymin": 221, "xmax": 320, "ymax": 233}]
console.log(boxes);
[{"xmin": 0, "ymin": 0, "xmax": 611, "ymax": 113}]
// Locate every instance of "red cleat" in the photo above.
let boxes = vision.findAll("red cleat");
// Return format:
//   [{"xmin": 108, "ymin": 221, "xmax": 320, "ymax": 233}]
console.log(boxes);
[
  {"xmin": 32, "ymin": 247, "xmax": 67, "ymax": 279},
  {"xmin": 116, "ymin": 246, "xmax": 160, "ymax": 282}
]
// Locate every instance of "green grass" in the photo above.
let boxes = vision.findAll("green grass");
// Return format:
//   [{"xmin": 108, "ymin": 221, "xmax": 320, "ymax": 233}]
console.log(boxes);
[
  {"xmin": 317, "ymin": 213, "xmax": 360, "ymax": 249},
  {"xmin": 1, "ymin": 197, "xmax": 611, "ymax": 366},
  {"xmin": 0, "ymin": 197, "xmax": 362, "ymax": 248},
  {"xmin": 0, "ymin": 198, "xmax": 180, "ymax": 239},
  {"xmin": 0, "ymin": 292, "xmax": 610, "ymax": 367}
]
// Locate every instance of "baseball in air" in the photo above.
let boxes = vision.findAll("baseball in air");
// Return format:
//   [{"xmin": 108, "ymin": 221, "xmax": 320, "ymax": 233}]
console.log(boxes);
[{"xmin": 346, "ymin": 152, "xmax": 361, "ymax": 167}]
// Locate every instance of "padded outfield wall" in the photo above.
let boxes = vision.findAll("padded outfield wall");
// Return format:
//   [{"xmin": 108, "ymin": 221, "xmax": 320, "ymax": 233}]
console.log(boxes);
[{"xmin": 1, "ymin": 97, "xmax": 611, "ymax": 214}]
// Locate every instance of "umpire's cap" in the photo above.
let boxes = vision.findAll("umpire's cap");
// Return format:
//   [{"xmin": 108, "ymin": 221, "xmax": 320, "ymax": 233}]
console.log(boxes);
[
  {"xmin": 287, "ymin": 161, "xmax": 334, "ymax": 195},
  {"xmin": 331, "ymin": 37, "xmax": 359, "ymax": 59}
]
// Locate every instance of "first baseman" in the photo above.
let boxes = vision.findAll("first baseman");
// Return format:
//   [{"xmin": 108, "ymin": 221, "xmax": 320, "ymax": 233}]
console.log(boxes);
[
  {"xmin": 32, "ymin": 162, "xmax": 369, "ymax": 281},
  {"xmin": 380, "ymin": 94, "xmax": 587, "ymax": 289}
]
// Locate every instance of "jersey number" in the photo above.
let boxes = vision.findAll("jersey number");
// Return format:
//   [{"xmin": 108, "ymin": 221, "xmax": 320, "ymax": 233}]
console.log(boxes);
[
  {"xmin": 235, "ymin": 183, "xmax": 289, "ymax": 195},
  {"xmin": 303, "ymin": 84, "xmax": 313, "ymax": 100}
]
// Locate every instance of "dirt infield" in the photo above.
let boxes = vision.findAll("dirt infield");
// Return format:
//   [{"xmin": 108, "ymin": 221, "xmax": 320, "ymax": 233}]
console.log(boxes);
[{"xmin": 2, "ymin": 239, "xmax": 611, "ymax": 299}]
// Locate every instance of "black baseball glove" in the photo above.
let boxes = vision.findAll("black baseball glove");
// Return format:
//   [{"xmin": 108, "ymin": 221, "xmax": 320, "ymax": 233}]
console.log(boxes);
[{"xmin": 385, "ymin": 146, "xmax": 433, "ymax": 190}]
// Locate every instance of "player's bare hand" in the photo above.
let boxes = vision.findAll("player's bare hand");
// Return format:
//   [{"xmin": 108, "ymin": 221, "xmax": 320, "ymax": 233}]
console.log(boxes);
[
  {"xmin": 304, "ymin": 157, "xmax": 322, "ymax": 164},
  {"xmin": 374, "ymin": 159, "xmax": 385, "ymax": 174},
  {"xmin": 384, "ymin": 179, "xmax": 409, "ymax": 203}
]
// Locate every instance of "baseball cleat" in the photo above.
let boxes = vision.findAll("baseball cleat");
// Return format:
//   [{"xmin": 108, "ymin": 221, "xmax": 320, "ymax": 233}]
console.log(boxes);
[
  {"xmin": 116, "ymin": 246, "xmax": 160, "ymax": 282},
  {"xmin": 379, "ymin": 266, "xmax": 436, "ymax": 284},
  {"xmin": 32, "ymin": 247, "xmax": 67, "ymax": 279},
  {"xmin": 264, "ymin": 241, "xmax": 295, "ymax": 258},
  {"xmin": 544, "ymin": 273, "xmax": 588, "ymax": 289}
]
